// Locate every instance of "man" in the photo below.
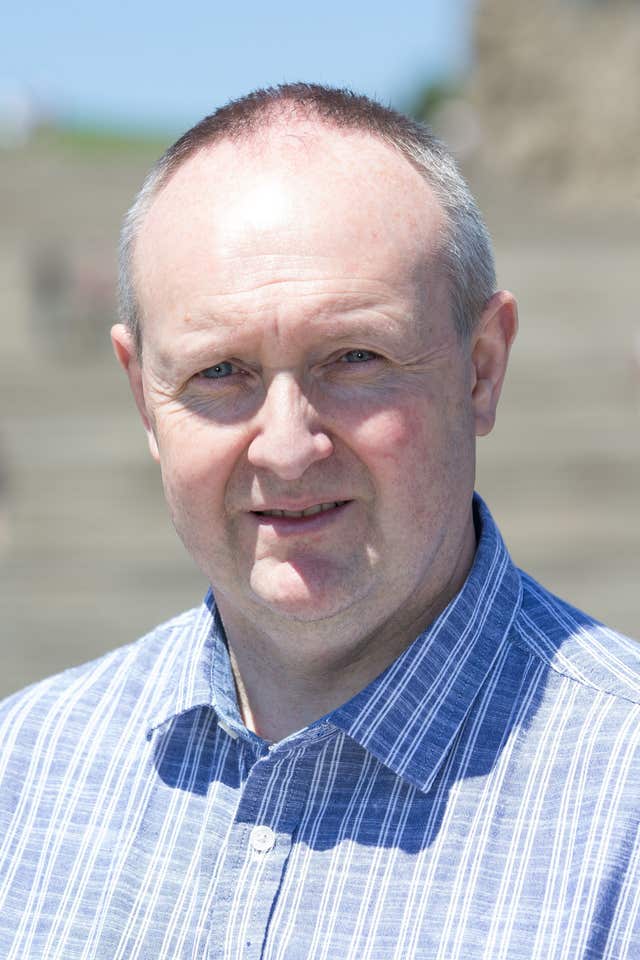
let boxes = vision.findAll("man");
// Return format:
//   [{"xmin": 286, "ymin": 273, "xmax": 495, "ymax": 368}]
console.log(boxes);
[{"xmin": 1, "ymin": 84, "xmax": 638, "ymax": 958}]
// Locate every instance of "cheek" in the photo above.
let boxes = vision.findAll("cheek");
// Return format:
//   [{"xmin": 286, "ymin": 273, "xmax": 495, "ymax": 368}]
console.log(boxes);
[
  {"xmin": 348, "ymin": 395, "xmax": 475, "ymax": 510},
  {"xmin": 347, "ymin": 405, "xmax": 432, "ymax": 521},
  {"xmin": 154, "ymin": 417, "xmax": 244, "ymax": 516},
  {"xmin": 348, "ymin": 398, "xmax": 434, "ymax": 471},
  {"xmin": 358, "ymin": 410, "xmax": 415, "ymax": 467}
]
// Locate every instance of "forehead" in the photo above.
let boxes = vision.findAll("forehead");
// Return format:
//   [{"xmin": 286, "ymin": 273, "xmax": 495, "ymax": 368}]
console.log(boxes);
[{"xmin": 134, "ymin": 123, "xmax": 448, "ymax": 328}]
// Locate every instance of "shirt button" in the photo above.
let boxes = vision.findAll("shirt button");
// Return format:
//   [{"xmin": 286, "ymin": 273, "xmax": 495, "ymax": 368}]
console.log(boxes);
[{"xmin": 250, "ymin": 825, "xmax": 276, "ymax": 853}]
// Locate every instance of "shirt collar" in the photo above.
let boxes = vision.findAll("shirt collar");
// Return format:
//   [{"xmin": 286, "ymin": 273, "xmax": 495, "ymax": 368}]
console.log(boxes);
[
  {"xmin": 147, "ymin": 592, "xmax": 262, "ymax": 747},
  {"xmin": 146, "ymin": 598, "xmax": 219, "ymax": 737},
  {"xmin": 147, "ymin": 495, "xmax": 522, "ymax": 791},
  {"xmin": 328, "ymin": 494, "xmax": 522, "ymax": 793}
]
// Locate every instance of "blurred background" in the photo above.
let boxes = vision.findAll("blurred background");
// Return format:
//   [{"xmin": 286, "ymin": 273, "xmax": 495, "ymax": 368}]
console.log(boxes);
[{"xmin": 1, "ymin": 0, "xmax": 639, "ymax": 697}]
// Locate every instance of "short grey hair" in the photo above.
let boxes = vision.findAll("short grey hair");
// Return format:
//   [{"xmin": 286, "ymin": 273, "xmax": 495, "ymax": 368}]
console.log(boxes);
[{"xmin": 118, "ymin": 83, "xmax": 496, "ymax": 356}]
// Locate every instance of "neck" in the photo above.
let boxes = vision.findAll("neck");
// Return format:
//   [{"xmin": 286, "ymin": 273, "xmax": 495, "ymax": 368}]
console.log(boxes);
[{"xmin": 217, "ymin": 521, "xmax": 477, "ymax": 743}]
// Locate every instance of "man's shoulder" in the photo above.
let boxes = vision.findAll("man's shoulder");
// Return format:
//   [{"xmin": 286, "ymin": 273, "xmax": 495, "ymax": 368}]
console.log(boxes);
[
  {"xmin": 0, "ymin": 603, "xmax": 207, "ymax": 731},
  {"xmin": 514, "ymin": 570, "xmax": 640, "ymax": 706}
]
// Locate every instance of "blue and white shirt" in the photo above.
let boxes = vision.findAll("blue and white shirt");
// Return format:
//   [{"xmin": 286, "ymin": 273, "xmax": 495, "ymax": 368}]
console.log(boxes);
[{"xmin": 1, "ymin": 496, "xmax": 639, "ymax": 959}]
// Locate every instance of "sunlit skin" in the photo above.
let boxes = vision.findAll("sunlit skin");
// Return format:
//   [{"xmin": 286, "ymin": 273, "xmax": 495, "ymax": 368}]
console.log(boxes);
[{"xmin": 112, "ymin": 122, "xmax": 517, "ymax": 741}]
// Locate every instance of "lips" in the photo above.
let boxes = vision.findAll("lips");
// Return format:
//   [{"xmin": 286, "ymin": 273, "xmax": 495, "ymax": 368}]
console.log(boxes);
[{"xmin": 252, "ymin": 500, "xmax": 349, "ymax": 519}]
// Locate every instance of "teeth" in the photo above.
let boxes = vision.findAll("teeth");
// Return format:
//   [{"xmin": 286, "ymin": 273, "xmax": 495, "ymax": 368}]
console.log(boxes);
[{"xmin": 259, "ymin": 501, "xmax": 344, "ymax": 518}]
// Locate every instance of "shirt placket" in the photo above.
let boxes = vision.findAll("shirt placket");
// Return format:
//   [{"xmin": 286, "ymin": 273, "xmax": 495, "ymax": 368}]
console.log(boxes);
[{"xmin": 206, "ymin": 738, "xmax": 314, "ymax": 960}]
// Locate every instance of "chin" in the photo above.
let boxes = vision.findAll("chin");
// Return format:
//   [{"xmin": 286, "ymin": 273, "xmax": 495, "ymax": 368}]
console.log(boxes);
[{"xmin": 248, "ymin": 561, "xmax": 363, "ymax": 623}]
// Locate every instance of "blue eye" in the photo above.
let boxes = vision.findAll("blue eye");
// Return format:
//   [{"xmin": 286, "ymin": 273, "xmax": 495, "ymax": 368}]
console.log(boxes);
[
  {"xmin": 201, "ymin": 361, "xmax": 235, "ymax": 379},
  {"xmin": 341, "ymin": 349, "xmax": 377, "ymax": 363}
]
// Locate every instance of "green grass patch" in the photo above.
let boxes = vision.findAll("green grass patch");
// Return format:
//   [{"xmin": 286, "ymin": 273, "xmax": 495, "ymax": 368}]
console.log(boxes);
[{"xmin": 29, "ymin": 123, "xmax": 174, "ymax": 160}]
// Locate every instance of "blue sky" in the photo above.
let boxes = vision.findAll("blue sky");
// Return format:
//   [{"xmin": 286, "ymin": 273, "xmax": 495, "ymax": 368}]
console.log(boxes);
[{"xmin": 3, "ymin": 0, "xmax": 474, "ymax": 133}]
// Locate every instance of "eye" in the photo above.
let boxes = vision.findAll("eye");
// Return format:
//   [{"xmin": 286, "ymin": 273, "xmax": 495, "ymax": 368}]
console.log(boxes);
[
  {"xmin": 340, "ymin": 349, "xmax": 379, "ymax": 363},
  {"xmin": 200, "ymin": 361, "xmax": 237, "ymax": 379}
]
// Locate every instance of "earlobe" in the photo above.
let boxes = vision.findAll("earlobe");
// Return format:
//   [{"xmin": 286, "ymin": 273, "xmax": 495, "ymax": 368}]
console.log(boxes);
[
  {"xmin": 471, "ymin": 291, "xmax": 518, "ymax": 437},
  {"xmin": 110, "ymin": 324, "xmax": 160, "ymax": 462}
]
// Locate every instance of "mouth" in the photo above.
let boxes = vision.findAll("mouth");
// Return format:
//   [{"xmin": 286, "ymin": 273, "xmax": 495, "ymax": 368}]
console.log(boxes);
[{"xmin": 251, "ymin": 500, "xmax": 350, "ymax": 519}]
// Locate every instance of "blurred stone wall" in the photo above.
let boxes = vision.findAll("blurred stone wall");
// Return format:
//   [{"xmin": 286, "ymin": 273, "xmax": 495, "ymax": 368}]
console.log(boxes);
[{"xmin": 469, "ymin": 0, "xmax": 640, "ymax": 205}]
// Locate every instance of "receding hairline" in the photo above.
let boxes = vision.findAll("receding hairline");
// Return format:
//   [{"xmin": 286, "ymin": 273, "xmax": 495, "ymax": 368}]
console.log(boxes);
[
  {"xmin": 144, "ymin": 96, "xmax": 449, "ymax": 206},
  {"xmin": 119, "ymin": 84, "xmax": 496, "ymax": 355},
  {"xmin": 139, "ymin": 108, "xmax": 451, "ymax": 248},
  {"xmin": 129, "ymin": 114, "xmax": 452, "ymax": 338}
]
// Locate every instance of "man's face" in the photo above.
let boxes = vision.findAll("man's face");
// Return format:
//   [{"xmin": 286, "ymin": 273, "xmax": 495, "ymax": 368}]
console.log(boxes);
[{"xmin": 116, "ymin": 125, "xmax": 497, "ymax": 649}]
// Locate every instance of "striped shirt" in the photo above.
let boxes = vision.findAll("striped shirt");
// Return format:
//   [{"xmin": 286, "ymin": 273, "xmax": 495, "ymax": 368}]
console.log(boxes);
[{"xmin": 1, "ymin": 496, "xmax": 639, "ymax": 959}]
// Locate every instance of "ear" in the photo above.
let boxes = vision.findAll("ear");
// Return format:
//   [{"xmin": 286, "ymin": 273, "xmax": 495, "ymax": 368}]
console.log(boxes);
[
  {"xmin": 470, "ymin": 291, "xmax": 518, "ymax": 437},
  {"xmin": 110, "ymin": 324, "xmax": 160, "ymax": 462}
]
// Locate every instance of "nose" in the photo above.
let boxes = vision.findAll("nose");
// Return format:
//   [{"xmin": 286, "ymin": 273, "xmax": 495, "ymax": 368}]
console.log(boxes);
[{"xmin": 247, "ymin": 374, "xmax": 334, "ymax": 480}]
